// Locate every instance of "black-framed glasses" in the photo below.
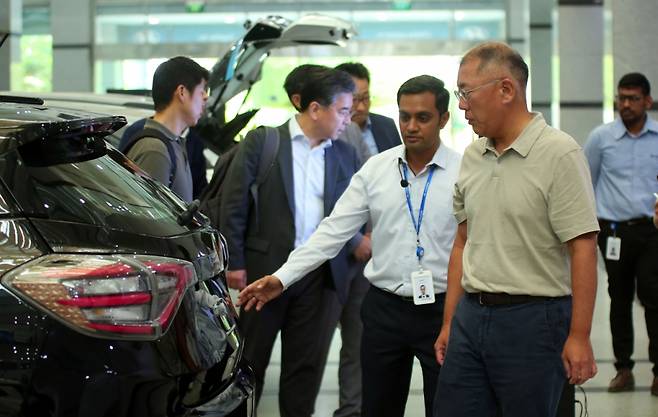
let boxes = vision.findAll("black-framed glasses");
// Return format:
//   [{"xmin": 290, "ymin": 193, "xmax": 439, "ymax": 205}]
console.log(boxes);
[
  {"xmin": 453, "ymin": 79, "xmax": 502, "ymax": 102},
  {"xmin": 615, "ymin": 94, "xmax": 643, "ymax": 103},
  {"xmin": 353, "ymin": 93, "xmax": 371, "ymax": 105}
]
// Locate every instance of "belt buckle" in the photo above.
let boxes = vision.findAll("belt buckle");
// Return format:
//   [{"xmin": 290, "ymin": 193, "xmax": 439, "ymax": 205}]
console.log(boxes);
[{"xmin": 478, "ymin": 293, "xmax": 485, "ymax": 305}]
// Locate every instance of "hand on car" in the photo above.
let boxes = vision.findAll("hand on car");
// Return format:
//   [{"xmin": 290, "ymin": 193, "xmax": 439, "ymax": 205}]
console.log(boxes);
[
  {"xmin": 353, "ymin": 234, "xmax": 372, "ymax": 262},
  {"xmin": 226, "ymin": 269, "xmax": 247, "ymax": 290},
  {"xmin": 238, "ymin": 275, "xmax": 284, "ymax": 311}
]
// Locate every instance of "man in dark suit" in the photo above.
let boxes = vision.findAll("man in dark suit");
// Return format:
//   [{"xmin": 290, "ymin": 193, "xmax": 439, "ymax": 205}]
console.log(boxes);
[
  {"xmin": 335, "ymin": 62, "xmax": 401, "ymax": 158},
  {"xmin": 220, "ymin": 67, "xmax": 361, "ymax": 417},
  {"xmin": 332, "ymin": 61, "xmax": 402, "ymax": 417}
]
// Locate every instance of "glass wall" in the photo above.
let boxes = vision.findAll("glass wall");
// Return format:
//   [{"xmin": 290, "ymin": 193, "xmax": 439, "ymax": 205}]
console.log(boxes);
[
  {"xmin": 11, "ymin": 7, "xmax": 52, "ymax": 92},
  {"xmin": 92, "ymin": 5, "xmax": 505, "ymax": 152}
]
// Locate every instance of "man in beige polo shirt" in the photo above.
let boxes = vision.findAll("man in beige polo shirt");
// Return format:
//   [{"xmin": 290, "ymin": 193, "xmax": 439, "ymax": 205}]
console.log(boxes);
[{"xmin": 433, "ymin": 42, "xmax": 600, "ymax": 417}]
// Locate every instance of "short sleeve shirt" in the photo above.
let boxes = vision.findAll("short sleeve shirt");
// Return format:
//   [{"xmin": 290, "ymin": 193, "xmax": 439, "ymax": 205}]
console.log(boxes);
[{"xmin": 454, "ymin": 113, "xmax": 599, "ymax": 296}]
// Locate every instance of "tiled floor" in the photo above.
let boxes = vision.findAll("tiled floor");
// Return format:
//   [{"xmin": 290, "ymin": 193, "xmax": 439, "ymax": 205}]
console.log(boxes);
[{"xmin": 243, "ymin": 256, "xmax": 658, "ymax": 416}]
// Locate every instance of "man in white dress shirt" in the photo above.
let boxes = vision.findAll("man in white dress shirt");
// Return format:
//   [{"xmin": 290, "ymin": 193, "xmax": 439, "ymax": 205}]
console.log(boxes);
[
  {"xmin": 238, "ymin": 75, "xmax": 461, "ymax": 417},
  {"xmin": 220, "ymin": 67, "xmax": 361, "ymax": 417}
]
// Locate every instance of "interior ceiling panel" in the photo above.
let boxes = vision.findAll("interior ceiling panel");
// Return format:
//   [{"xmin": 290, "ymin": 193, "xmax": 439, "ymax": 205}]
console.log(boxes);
[{"xmin": 25, "ymin": 0, "xmax": 504, "ymax": 7}]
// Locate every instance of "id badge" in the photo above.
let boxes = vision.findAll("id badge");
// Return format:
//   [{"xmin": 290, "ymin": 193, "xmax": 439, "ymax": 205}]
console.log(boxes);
[
  {"xmin": 606, "ymin": 236, "xmax": 621, "ymax": 261},
  {"xmin": 411, "ymin": 269, "xmax": 435, "ymax": 305}
]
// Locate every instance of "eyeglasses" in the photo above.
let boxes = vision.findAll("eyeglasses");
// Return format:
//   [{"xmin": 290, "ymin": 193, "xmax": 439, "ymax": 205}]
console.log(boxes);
[
  {"xmin": 615, "ymin": 94, "xmax": 643, "ymax": 103},
  {"xmin": 453, "ymin": 79, "xmax": 502, "ymax": 102},
  {"xmin": 323, "ymin": 103, "xmax": 353, "ymax": 118},
  {"xmin": 353, "ymin": 93, "xmax": 371, "ymax": 105}
]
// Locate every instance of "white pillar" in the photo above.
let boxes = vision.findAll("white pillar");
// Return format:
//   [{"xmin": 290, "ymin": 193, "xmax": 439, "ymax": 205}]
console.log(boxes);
[
  {"xmin": 611, "ymin": 0, "xmax": 658, "ymax": 119},
  {"xmin": 506, "ymin": 0, "xmax": 529, "ymax": 59},
  {"xmin": 52, "ymin": 0, "xmax": 94, "ymax": 92},
  {"xmin": 0, "ymin": 0, "xmax": 22, "ymax": 91},
  {"xmin": 529, "ymin": 0, "xmax": 553, "ymax": 124},
  {"xmin": 557, "ymin": 0, "xmax": 604, "ymax": 145}
]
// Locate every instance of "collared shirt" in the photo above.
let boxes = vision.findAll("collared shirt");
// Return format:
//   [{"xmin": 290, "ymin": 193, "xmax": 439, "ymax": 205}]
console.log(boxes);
[
  {"xmin": 361, "ymin": 116, "xmax": 379, "ymax": 157},
  {"xmin": 584, "ymin": 116, "xmax": 658, "ymax": 220},
  {"xmin": 454, "ymin": 113, "xmax": 599, "ymax": 297},
  {"xmin": 125, "ymin": 118, "xmax": 193, "ymax": 202},
  {"xmin": 275, "ymin": 143, "xmax": 461, "ymax": 296},
  {"xmin": 289, "ymin": 115, "xmax": 333, "ymax": 248}
]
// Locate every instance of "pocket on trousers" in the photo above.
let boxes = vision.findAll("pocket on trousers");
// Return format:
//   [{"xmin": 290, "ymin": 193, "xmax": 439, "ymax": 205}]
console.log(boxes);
[{"xmin": 544, "ymin": 300, "xmax": 571, "ymax": 353}]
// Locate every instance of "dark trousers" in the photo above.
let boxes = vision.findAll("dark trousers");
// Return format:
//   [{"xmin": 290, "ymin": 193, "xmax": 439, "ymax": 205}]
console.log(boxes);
[
  {"xmin": 435, "ymin": 295, "xmax": 571, "ymax": 417},
  {"xmin": 598, "ymin": 220, "xmax": 658, "ymax": 375},
  {"xmin": 334, "ymin": 272, "xmax": 370, "ymax": 417},
  {"xmin": 360, "ymin": 286, "xmax": 444, "ymax": 417},
  {"xmin": 239, "ymin": 264, "xmax": 339, "ymax": 417}
]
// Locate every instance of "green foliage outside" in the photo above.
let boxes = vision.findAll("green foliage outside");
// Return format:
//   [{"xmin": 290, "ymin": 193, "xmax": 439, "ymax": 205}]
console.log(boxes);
[{"xmin": 10, "ymin": 35, "xmax": 52, "ymax": 92}]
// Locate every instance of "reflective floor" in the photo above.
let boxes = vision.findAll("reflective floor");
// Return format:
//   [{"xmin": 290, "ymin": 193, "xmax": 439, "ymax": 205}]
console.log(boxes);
[{"xmin": 249, "ymin": 256, "xmax": 658, "ymax": 416}]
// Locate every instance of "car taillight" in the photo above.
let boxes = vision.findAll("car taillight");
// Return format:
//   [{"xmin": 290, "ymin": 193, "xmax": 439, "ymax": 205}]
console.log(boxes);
[{"xmin": 1, "ymin": 254, "xmax": 197, "ymax": 340}]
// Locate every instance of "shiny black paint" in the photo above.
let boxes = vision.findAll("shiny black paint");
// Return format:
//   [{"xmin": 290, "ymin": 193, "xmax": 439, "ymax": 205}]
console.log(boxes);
[
  {"xmin": 0, "ymin": 279, "xmax": 243, "ymax": 417},
  {"xmin": 0, "ymin": 104, "xmax": 253, "ymax": 417},
  {"xmin": 0, "ymin": 223, "xmax": 251, "ymax": 417}
]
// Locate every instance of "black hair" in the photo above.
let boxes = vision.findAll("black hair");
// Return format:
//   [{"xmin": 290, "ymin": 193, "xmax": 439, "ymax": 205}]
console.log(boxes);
[
  {"xmin": 396, "ymin": 75, "xmax": 450, "ymax": 114},
  {"xmin": 283, "ymin": 64, "xmax": 329, "ymax": 110},
  {"xmin": 618, "ymin": 72, "xmax": 651, "ymax": 96},
  {"xmin": 152, "ymin": 56, "xmax": 209, "ymax": 112},
  {"xmin": 297, "ymin": 67, "xmax": 355, "ymax": 111},
  {"xmin": 335, "ymin": 62, "xmax": 370, "ymax": 83},
  {"xmin": 461, "ymin": 42, "xmax": 529, "ymax": 89}
]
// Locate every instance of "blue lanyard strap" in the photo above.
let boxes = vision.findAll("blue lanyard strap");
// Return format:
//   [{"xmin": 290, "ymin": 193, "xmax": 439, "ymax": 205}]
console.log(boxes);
[{"xmin": 402, "ymin": 163, "xmax": 436, "ymax": 262}]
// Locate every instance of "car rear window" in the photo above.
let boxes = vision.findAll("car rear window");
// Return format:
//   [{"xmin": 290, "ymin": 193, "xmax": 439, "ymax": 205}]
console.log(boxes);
[{"xmin": 0, "ymin": 135, "xmax": 191, "ymax": 236}]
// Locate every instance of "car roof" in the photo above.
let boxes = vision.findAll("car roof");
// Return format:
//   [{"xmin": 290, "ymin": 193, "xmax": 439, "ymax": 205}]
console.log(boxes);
[{"xmin": 1, "ymin": 92, "xmax": 153, "ymax": 125}]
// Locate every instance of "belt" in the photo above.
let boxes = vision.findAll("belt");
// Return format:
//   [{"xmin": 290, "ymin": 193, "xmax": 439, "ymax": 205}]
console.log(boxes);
[
  {"xmin": 372, "ymin": 285, "xmax": 444, "ymax": 303},
  {"xmin": 599, "ymin": 217, "xmax": 653, "ymax": 227},
  {"xmin": 466, "ymin": 292, "xmax": 565, "ymax": 306}
]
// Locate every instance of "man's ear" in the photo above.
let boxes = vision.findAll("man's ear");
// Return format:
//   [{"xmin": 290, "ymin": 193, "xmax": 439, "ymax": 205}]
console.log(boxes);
[
  {"xmin": 307, "ymin": 101, "xmax": 322, "ymax": 120},
  {"xmin": 175, "ymin": 84, "xmax": 188, "ymax": 102},
  {"xmin": 499, "ymin": 78, "xmax": 516, "ymax": 104},
  {"xmin": 439, "ymin": 111, "xmax": 450, "ymax": 129},
  {"xmin": 291, "ymin": 94, "xmax": 302, "ymax": 112},
  {"xmin": 645, "ymin": 95, "xmax": 654, "ymax": 111}
]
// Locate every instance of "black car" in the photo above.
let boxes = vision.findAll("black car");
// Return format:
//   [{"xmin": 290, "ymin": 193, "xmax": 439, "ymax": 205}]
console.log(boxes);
[{"xmin": 0, "ymin": 98, "xmax": 254, "ymax": 417}]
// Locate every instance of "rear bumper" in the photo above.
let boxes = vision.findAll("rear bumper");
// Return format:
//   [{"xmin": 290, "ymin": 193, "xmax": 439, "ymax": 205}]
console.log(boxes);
[{"xmin": 191, "ymin": 363, "xmax": 255, "ymax": 417}]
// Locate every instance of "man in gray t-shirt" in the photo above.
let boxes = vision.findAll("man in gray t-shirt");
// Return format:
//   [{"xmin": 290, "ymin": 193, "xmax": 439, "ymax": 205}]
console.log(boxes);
[{"xmin": 125, "ymin": 56, "xmax": 208, "ymax": 202}]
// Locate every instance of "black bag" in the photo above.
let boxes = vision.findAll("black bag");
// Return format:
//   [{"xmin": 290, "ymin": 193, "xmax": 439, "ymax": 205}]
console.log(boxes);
[{"xmin": 199, "ymin": 126, "xmax": 280, "ymax": 228}]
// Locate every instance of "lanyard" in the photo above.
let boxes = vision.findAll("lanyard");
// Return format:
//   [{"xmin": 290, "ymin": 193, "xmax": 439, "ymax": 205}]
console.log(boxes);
[{"xmin": 402, "ymin": 163, "xmax": 436, "ymax": 263}]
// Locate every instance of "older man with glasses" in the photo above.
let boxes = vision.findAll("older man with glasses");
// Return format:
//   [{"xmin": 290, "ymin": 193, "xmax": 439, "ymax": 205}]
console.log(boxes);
[
  {"xmin": 434, "ymin": 41, "xmax": 599, "ymax": 417},
  {"xmin": 584, "ymin": 72, "xmax": 658, "ymax": 396}
]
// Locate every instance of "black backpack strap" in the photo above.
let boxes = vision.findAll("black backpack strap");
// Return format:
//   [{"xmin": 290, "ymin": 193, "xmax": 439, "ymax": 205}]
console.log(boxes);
[
  {"xmin": 249, "ymin": 126, "xmax": 280, "ymax": 208},
  {"xmin": 122, "ymin": 127, "xmax": 177, "ymax": 188}
]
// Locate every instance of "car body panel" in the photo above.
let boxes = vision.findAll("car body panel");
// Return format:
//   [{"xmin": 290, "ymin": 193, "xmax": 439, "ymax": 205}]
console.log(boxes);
[{"xmin": 0, "ymin": 102, "xmax": 253, "ymax": 417}]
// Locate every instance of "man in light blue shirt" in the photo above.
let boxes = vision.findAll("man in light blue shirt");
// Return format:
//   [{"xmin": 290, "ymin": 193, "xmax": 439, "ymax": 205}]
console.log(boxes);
[{"xmin": 584, "ymin": 72, "xmax": 658, "ymax": 396}]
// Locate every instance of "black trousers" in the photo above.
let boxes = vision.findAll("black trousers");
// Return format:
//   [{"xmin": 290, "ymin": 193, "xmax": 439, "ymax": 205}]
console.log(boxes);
[
  {"xmin": 598, "ymin": 220, "xmax": 658, "ymax": 376},
  {"xmin": 360, "ymin": 286, "xmax": 444, "ymax": 417},
  {"xmin": 239, "ymin": 264, "xmax": 339, "ymax": 417}
]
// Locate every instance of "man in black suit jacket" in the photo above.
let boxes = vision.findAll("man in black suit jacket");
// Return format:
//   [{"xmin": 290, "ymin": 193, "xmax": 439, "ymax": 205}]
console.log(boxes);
[
  {"xmin": 336, "ymin": 62, "xmax": 402, "ymax": 158},
  {"xmin": 332, "ymin": 61, "xmax": 402, "ymax": 417},
  {"xmin": 220, "ymin": 67, "xmax": 361, "ymax": 417}
]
